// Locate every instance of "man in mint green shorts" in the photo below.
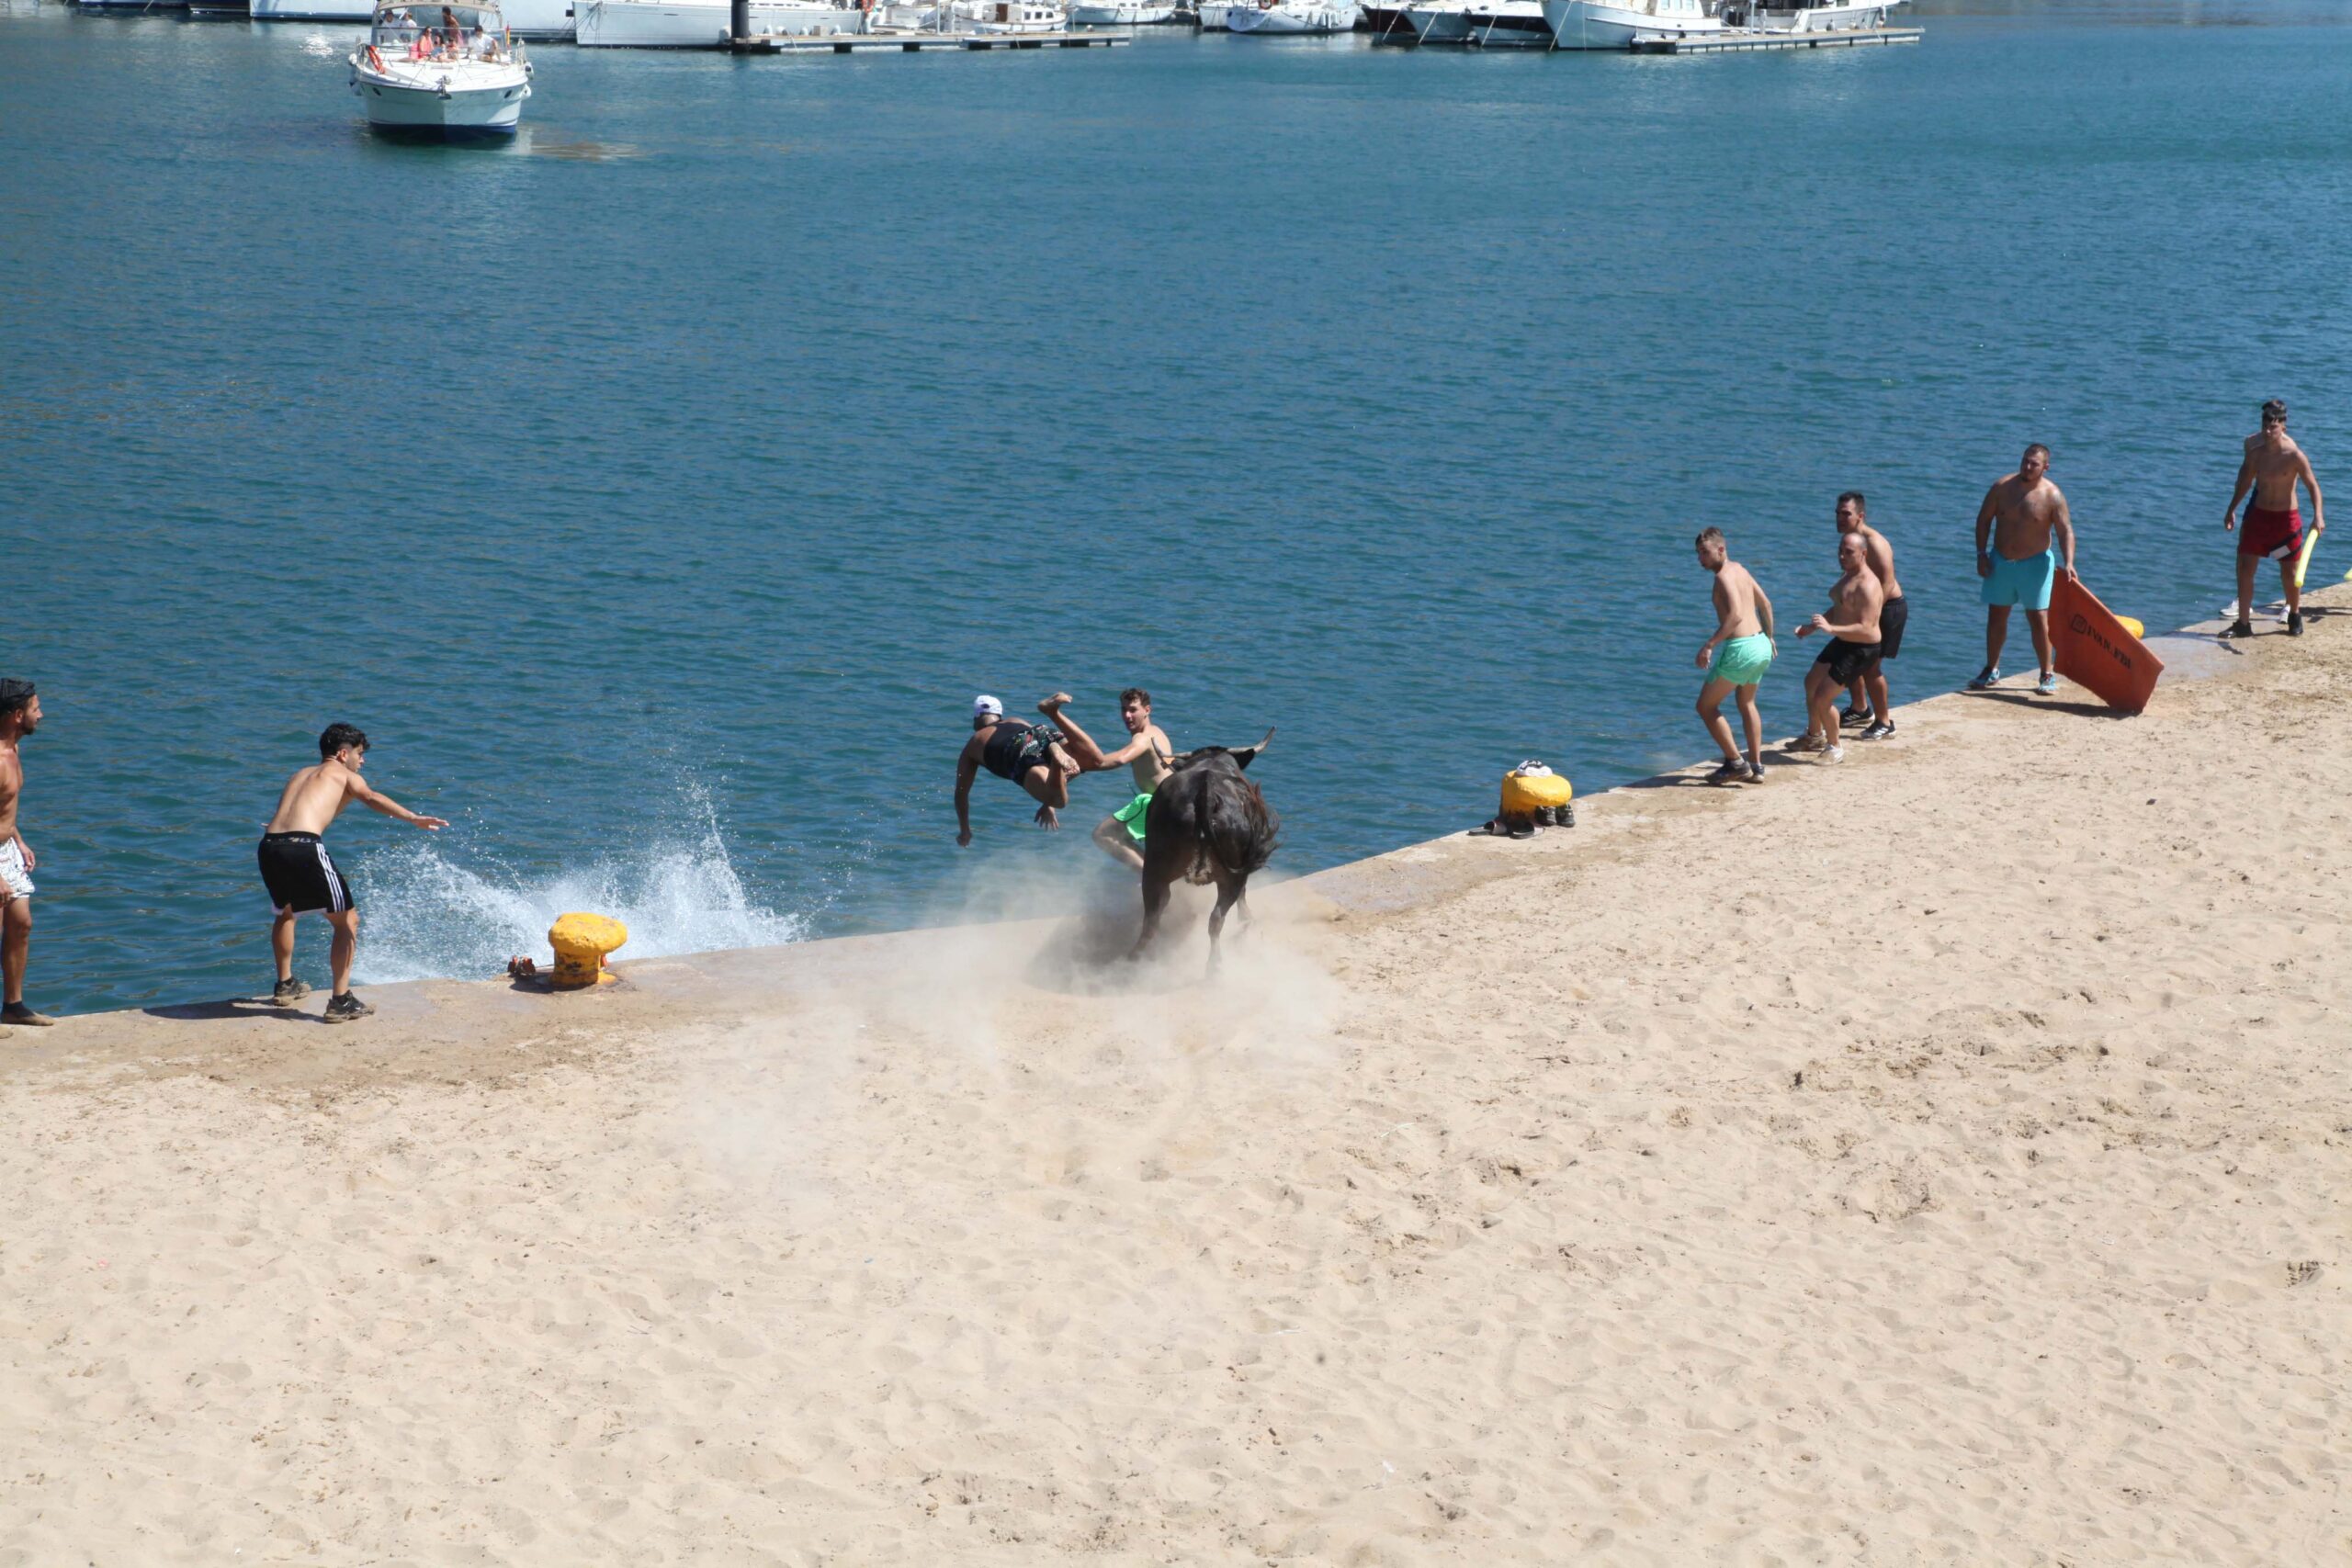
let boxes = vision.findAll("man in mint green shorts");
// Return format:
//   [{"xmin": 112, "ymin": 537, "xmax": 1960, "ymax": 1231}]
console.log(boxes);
[
  {"xmin": 1694, "ymin": 527, "xmax": 1778, "ymax": 784},
  {"xmin": 1042, "ymin": 688, "xmax": 1174, "ymax": 871},
  {"xmin": 1970, "ymin": 443, "xmax": 2078, "ymax": 694}
]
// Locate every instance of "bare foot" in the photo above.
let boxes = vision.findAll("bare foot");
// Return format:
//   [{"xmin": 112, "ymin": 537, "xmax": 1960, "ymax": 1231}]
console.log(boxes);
[{"xmin": 1038, "ymin": 692, "xmax": 1072, "ymax": 715}]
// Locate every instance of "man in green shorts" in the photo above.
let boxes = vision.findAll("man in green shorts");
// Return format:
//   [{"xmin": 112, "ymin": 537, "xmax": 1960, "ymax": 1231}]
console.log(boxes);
[
  {"xmin": 1970, "ymin": 442, "xmax": 2078, "ymax": 694},
  {"xmin": 1693, "ymin": 527, "xmax": 1777, "ymax": 784},
  {"xmin": 1042, "ymin": 688, "xmax": 1173, "ymax": 870}
]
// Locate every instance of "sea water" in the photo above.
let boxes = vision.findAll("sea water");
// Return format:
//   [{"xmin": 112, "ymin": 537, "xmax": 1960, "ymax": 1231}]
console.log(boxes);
[{"xmin": 3, "ymin": 0, "xmax": 2348, "ymax": 1014}]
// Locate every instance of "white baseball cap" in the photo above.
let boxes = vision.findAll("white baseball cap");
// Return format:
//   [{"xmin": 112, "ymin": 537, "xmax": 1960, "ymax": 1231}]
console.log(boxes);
[{"xmin": 972, "ymin": 694, "xmax": 1004, "ymax": 718}]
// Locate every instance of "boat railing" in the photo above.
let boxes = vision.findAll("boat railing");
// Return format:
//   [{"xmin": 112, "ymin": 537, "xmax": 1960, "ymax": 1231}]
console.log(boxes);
[{"xmin": 368, "ymin": 21, "xmax": 525, "ymax": 62}]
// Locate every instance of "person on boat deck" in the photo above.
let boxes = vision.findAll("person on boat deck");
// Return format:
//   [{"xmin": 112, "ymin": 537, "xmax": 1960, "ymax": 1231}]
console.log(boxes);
[
  {"xmin": 2223, "ymin": 399, "xmax": 2326, "ymax": 638},
  {"xmin": 954, "ymin": 694, "xmax": 1124, "ymax": 846},
  {"xmin": 1968, "ymin": 442, "xmax": 2077, "ymax": 694}
]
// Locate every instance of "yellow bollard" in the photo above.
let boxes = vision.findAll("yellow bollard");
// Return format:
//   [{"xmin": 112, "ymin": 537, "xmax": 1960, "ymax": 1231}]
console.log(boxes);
[
  {"xmin": 548, "ymin": 912, "xmax": 628, "ymax": 989},
  {"xmin": 1500, "ymin": 769, "xmax": 1573, "ymax": 817}
]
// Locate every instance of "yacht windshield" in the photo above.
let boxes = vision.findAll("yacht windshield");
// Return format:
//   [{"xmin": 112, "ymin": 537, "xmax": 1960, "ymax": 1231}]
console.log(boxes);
[{"xmin": 371, "ymin": 3, "xmax": 511, "ymax": 55}]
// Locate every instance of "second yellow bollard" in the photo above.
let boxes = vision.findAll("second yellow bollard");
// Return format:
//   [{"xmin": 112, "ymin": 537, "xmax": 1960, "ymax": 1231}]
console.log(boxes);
[{"xmin": 548, "ymin": 912, "xmax": 628, "ymax": 989}]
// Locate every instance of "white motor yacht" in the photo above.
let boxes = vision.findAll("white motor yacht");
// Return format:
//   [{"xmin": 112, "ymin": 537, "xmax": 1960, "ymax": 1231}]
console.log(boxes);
[
  {"xmin": 1544, "ymin": 0, "xmax": 1895, "ymax": 46},
  {"xmin": 574, "ymin": 0, "xmax": 847, "ymax": 45},
  {"xmin": 1194, "ymin": 0, "xmax": 1234, "ymax": 25},
  {"xmin": 349, "ymin": 1, "xmax": 530, "ymax": 136},
  {"xmin": 970, "ymin": 0, "xmax": 1066, "ymax": 30},
  {"xmin": 1464, "ymin": 0, "xmax": 1547, "ymax": 42},
  {"xmin": 1719, "ymin": 0, "xmax": 1899, "ymax": 31},
  {"xmin": 496, "ymin": 0, "xmax": 574, "ymax": 36},
  {"xmin": 256, "ymin": 0, "xmax": 372, "ymax": 19},
  {"xmin": 1401, "ymin": 0, "xmax": 1471, "ymax": 40},
  {"xmin": 1539, "ymin": 0, "xmax": 1715, "ymax": 48},
  {"xmin": 1070, "ymin": 0, "xmax": 1172, "ymax": 19},
  {"xmin": 1226, "ymin": 0, "xmax": 1354, "ymax": 30}
]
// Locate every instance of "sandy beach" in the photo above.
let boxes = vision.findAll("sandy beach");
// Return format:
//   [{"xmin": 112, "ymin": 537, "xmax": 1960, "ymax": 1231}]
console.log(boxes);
[{"xmin": 4, "ymin": 591, "xmax": 2346, "ymax": 1566}]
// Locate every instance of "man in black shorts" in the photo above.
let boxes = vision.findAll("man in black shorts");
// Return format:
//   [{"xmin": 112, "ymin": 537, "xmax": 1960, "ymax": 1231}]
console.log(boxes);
[
  {"xmin": 953, "ymin": 694, "xmax": 1123, "ymax": 846},
  {"xmin": 259, "ymin": 723, "xmax": 447, "ymax": 1021},
  {"xmin": 1834, "ymin": 491, "xmax": 1908, "ymax": 739},
  {"xmin": 1792, "ymin": 530, "xmax": 1885, "ymax": 766}
]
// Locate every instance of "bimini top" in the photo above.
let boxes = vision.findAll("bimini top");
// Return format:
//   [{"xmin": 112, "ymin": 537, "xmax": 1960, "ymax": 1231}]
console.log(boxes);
[{"xmin": 371, "ymin": 0, "xmax": 508, "ymax": 27}]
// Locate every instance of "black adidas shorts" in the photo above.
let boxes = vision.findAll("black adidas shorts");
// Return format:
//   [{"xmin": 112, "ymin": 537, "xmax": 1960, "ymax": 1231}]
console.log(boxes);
[{"xmin": 257, "ymin": 831, "xmax": 354, "ymax": 915}]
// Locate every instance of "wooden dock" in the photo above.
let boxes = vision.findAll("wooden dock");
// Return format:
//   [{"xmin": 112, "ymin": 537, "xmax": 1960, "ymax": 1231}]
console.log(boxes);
[
  {"xmin": 1629, "ymin": 25, "xmax": 1920, "ymax": 53},
  {"xmin": 729, "ymin": 28, "xmax": 1128, "ymax": 50}
]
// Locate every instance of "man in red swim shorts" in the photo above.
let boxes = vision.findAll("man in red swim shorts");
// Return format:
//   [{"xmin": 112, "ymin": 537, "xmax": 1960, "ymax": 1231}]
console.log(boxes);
[{"xmin": 2224, "ymin": 399, "xmax": 2326, "ymax": 638}]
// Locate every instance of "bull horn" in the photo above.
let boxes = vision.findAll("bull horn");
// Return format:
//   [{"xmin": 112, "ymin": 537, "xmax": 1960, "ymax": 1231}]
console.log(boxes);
[{"xmin": 1229, "ymin": 728, "xmax": 1275, "ymax": 770}]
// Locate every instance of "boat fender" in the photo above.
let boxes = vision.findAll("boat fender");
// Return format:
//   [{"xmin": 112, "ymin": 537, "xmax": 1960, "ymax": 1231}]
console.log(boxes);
[
  {"xmin": 2115, "ymin": 615, "xmax": 2144, "ymax": 639},
  {"xmin": 548, "ymin": 911, "xmax": 628, "ymax": 989}
]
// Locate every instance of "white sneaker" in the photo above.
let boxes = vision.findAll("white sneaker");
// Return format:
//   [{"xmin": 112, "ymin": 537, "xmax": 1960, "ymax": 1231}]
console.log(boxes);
[{"xmin": 1822, "ymin": 744, "xmax": 1844, "ymax": 764}]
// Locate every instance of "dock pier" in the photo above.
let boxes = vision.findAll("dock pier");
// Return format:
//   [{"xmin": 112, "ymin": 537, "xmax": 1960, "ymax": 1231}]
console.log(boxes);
[
  {"xmin": 727, "ymin": 28, "xmax": 1128, "ymax": 50},
  {"xmin": 1628, "ymin": 25, "xmax": 1921, "ymax": 53}
]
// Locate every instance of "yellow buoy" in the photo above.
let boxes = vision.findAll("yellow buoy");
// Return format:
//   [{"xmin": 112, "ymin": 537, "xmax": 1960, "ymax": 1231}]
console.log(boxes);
[
  {"xmin": 2115, "ymin": 615, "xmax": 2144, "ymax": 639},
  {"xmin": 1500, "ymin": 769, "xmax": 1573, "ymax": 817},
  {"xmin": 548, "ymin": 911, "xmax": 628, "ymax": 989}
]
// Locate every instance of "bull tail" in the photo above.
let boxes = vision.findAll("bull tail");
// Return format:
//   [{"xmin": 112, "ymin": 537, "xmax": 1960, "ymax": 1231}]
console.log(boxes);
[{"xmin": 1205, "ymin": 777, "xmax": 1280, "ymax": 878}]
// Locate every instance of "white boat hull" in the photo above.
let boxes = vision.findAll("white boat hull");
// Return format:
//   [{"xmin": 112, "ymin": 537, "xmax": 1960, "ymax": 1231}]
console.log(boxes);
[
  {"xmin": 574, "ymin": 0, "xmax": 722, "ymax": 44},
  {"xmin": 1464, "ymin": 0, "xmax": 1547, "ymax": 42},
  {"xmin": 573, "ymin": 0, "xmax": 852, "ymax": 45},
  {"xmin": 497, "ymin": 0, "xmax": 574, "ymax": 37},
  {"xmin": 1404, "ymin": 3, "xmax": 1470, "ymax": 39},
  {"xmin": 351, "ymin": 60, "xmax": 530, "ymax": 132},
  {"xmin": 1539, "ymin": 0, "xmax": 1718, "ymax": 47},
  {"xmin": 1227, "ymin": 0, "xmax": 1353, "ymax": 29},
  {"xmin": 1194, "ymin": 0, "xmax": 1231, "ymax": 24},
  {"xmin": 254, "ymin": 0, "xmax": 372, "ymax": 18},
  {"xmin": 1069, "ymin": 0, "xmax": 1170, "ymax": 20},
  {"xmin": 1727, "ymin": 0, "xmax": 1895, "ymax": 32}
]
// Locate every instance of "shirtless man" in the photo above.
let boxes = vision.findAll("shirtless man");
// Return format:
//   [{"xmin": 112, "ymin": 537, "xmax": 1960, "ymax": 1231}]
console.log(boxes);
[
  {"xmin": 954, "ymin": 694, "xmax": 1120, "ymax": 845},
  {"xmin": 1792, "ymin": 530, "xmax": 1884, "ymax": 765},
  {"xmin": 2224, "ymin": 399, "xmax": 2326, "ymax": 638},
  {"xmin": 1692, "ymin": 528, "xmax": 1777, "ymax": 785},
  {"xmin": 1053, "ymin": 688, "xmax": 1175, "ymax": 869},
  {"xmin": 1969, "ymin": 443, "xmax": 2078, "ymax": 694},
  {"xmin": 259, "ymin": 723, "xmax": 448, "ymax": 1023},
  {"xmin": 0, "ymin": 680, "xmax": 51, "ymax": 1031},
  {"xmin": 1833, "ymin": 491, "xmax": 1906, "ymax": 739}
]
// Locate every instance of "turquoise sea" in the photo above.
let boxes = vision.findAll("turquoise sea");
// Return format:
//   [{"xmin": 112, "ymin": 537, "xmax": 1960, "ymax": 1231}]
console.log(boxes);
[{"xmin": 3, "ymin": 0, "xmax": 2347, "ymax": 1015}]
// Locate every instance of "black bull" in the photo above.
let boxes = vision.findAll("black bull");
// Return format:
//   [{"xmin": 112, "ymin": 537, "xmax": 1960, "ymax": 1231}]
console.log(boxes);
[{"xmin": 1131, "ymin": 731, "xmax": 1280, "ymax": 969}]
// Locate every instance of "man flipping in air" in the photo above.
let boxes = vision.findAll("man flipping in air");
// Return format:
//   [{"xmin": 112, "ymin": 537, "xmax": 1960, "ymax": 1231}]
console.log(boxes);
[
  {"xmin": 956, "ymin": 694, "xmax": 1121, "ymax": 845},
  {"xmin": 2225, "ymin": 399, "xmax": 2326, "ymax": 638},
  {"xmin": 258, "ymin": 723, "xmax": 448, "ymax": 1022}
]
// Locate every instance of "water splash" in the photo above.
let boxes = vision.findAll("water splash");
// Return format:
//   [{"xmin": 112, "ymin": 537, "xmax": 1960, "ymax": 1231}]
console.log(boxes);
[{"xmin": 348, "ymin": 795, "xmax": 802, "ymax": 986}]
